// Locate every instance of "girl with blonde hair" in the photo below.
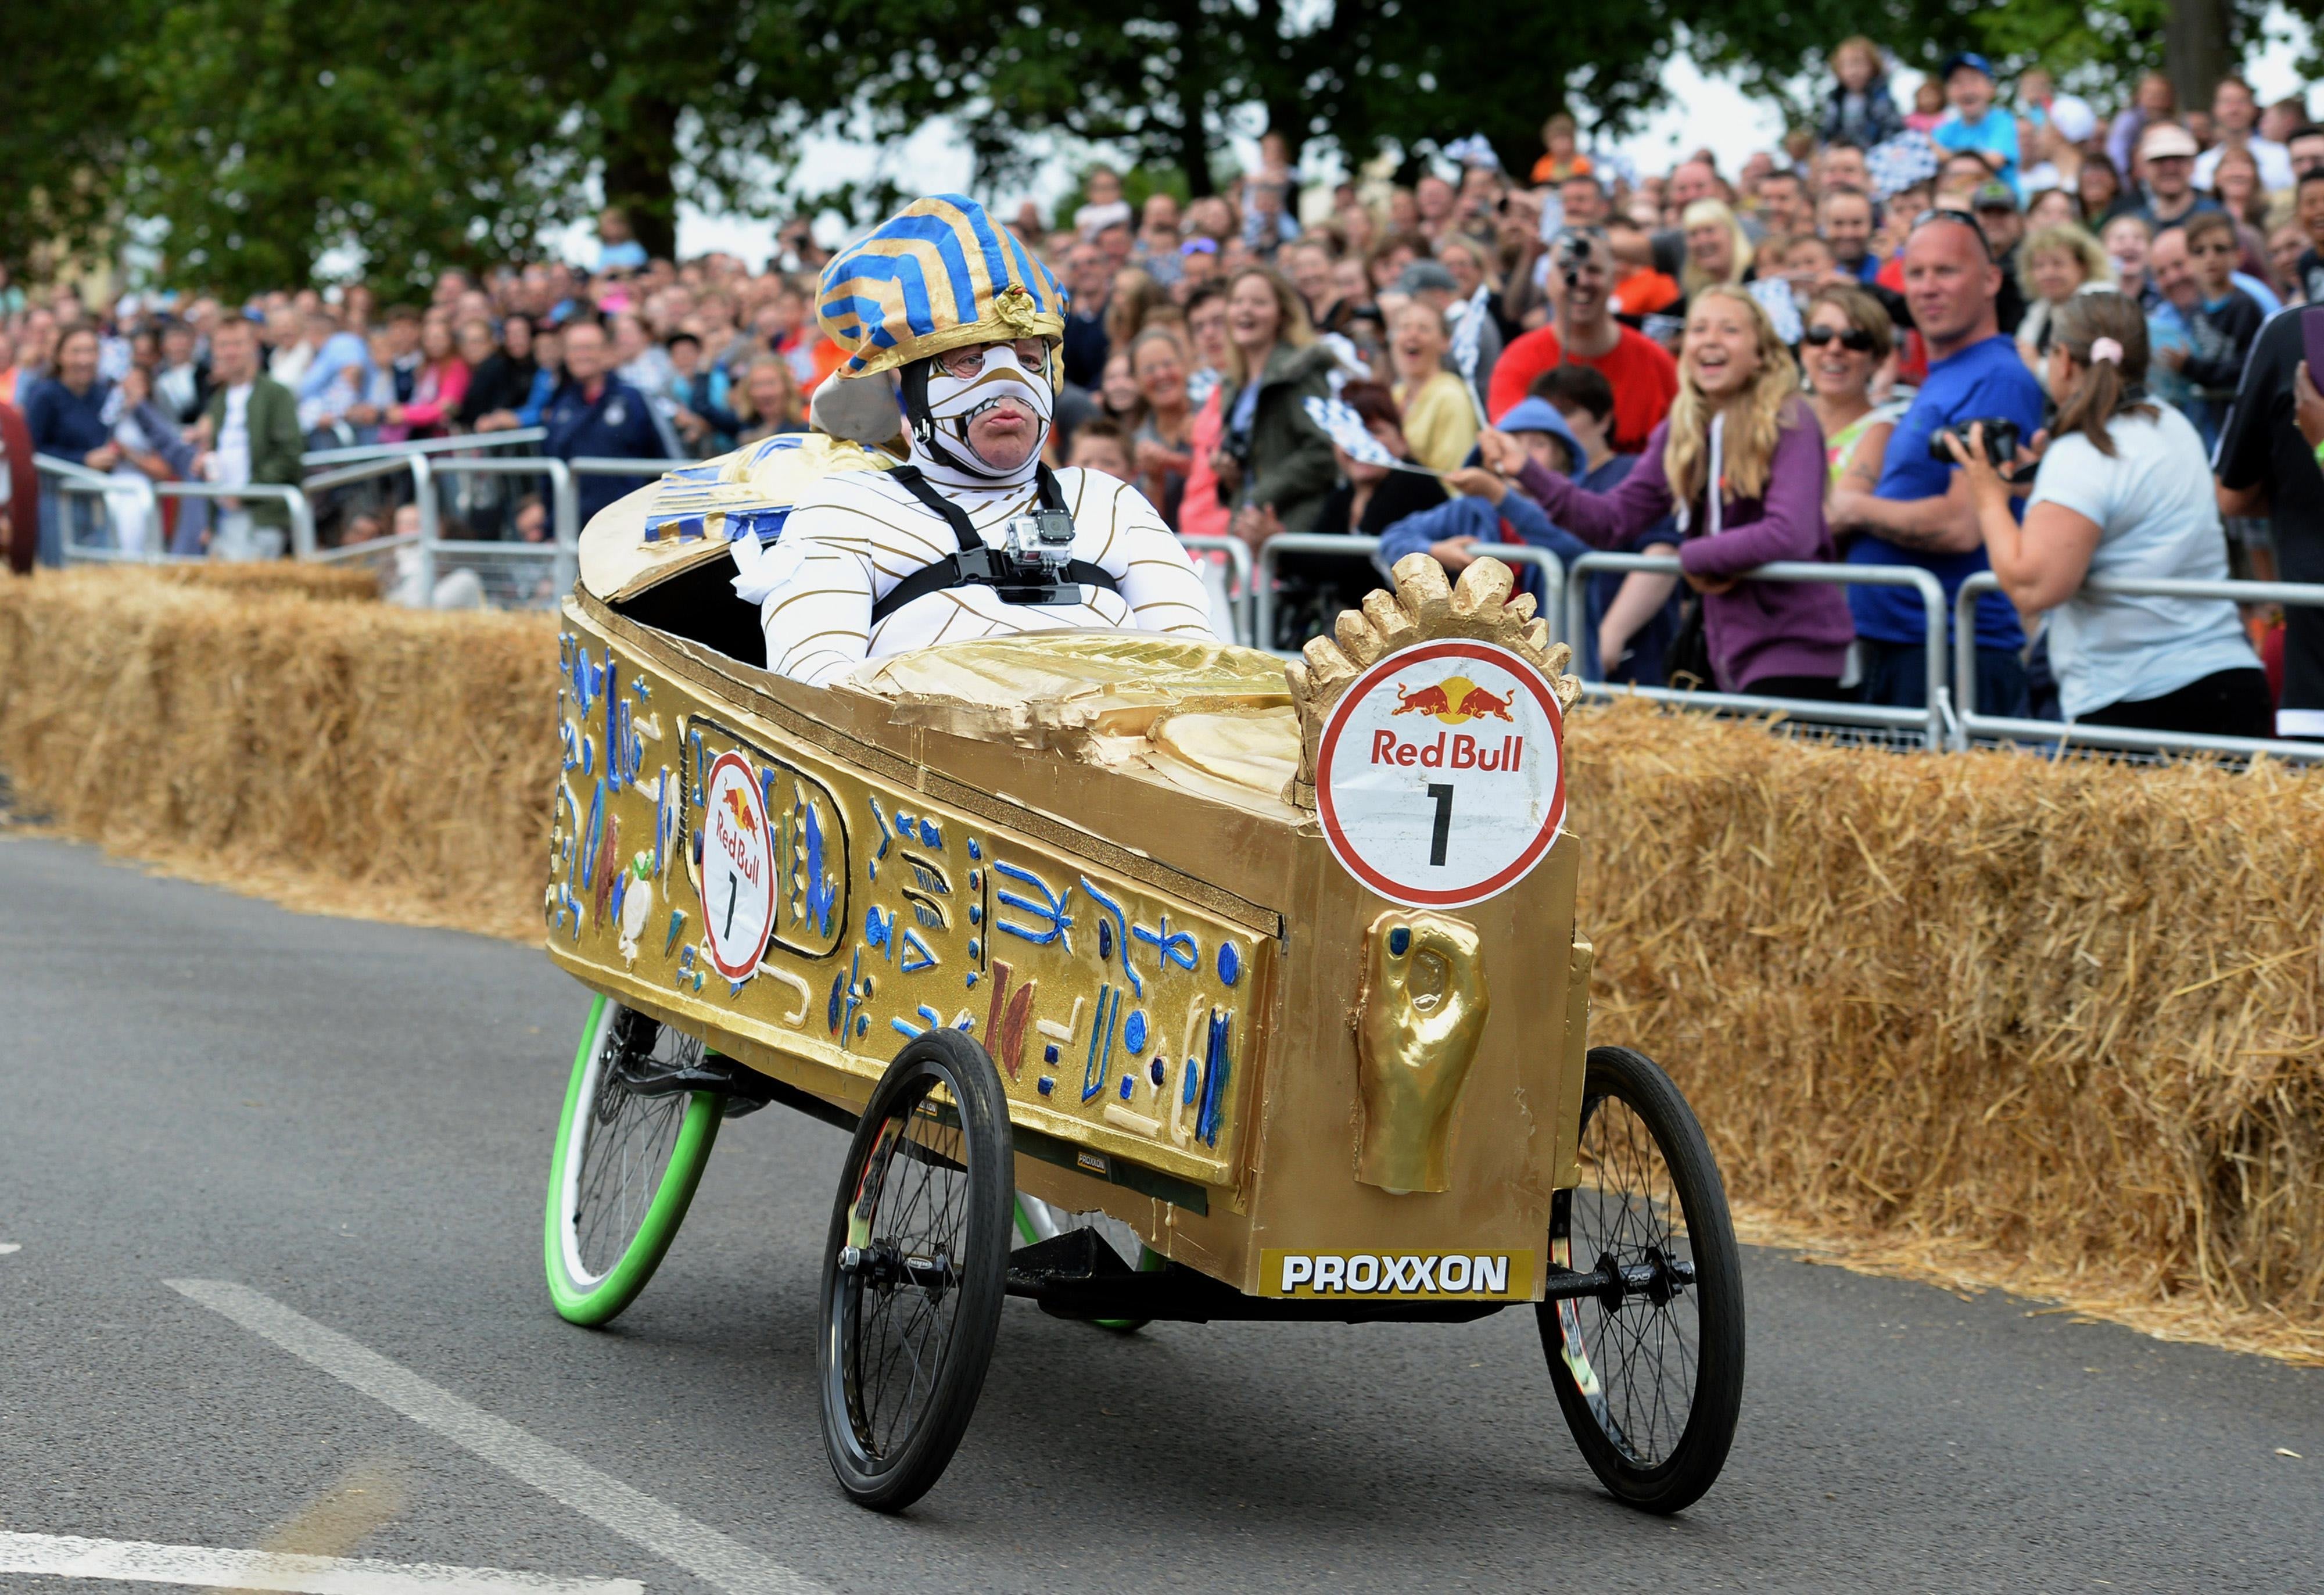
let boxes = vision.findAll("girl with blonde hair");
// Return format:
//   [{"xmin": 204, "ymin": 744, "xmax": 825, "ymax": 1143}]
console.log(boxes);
[
  {"xmin": 2015, "ymin": 224, "xmax": 2115, "ymax": 367},
  {"xmin": 1497, "ymin": 284, "xmax": 1855, "ymax": 696},
  {"xmin": 1680, "ymin": 199, "xmax": 1755, "ymax": 296}
]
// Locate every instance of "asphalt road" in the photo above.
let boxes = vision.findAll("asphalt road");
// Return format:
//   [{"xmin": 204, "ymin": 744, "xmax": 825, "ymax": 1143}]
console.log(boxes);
[{"xmin": 2, "ymin": 833, "xmax": 2319, "ymax": 1594}]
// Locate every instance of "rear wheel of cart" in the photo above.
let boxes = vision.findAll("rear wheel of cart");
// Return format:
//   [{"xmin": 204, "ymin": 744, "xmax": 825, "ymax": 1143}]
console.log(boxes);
[
  {"xmin": 543, "ymin": 995, "xmax": 723, "ymax": 1327},
  {"xmin": 819, "ymin": 1028, "xmax": 1014, "ymax": 1512},
  {"xmin": 1540, "ymin": 1045, "xmax": 1744, "ymax": 1514}
]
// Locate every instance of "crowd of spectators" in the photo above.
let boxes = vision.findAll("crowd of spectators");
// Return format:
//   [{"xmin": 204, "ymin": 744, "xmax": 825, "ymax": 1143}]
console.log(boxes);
[{"xmin": 5, "ymin": 47, "xmax": 2324, "ymax": 737}]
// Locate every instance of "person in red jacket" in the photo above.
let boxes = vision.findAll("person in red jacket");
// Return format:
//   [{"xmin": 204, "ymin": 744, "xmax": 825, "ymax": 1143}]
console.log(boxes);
[{"xmin": 1488, "ymin": 228, "xmax": 1679, "ymax": 453}]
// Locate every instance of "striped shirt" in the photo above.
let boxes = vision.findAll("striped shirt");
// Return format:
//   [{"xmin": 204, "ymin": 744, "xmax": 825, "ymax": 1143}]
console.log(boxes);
[{"xmin": 760, "ymin": 466, "xmax": 1215, "ymax": 686}]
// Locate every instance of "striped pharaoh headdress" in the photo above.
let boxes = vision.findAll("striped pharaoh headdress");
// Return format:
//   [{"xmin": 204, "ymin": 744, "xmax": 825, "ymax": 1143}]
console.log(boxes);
[{"xmin": 816, "ymin": 195, "xmax": 1068, "ymax": 383}]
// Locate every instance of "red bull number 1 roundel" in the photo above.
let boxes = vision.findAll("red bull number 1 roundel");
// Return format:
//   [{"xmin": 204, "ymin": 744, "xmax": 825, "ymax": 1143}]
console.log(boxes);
[
  {"xmin": 699, "ymin": 750, "xmax": 777, "ymax": 981},
  {"xmin": 1314, "ymin": 639, "xmax": 1565, "ymax": 908}
]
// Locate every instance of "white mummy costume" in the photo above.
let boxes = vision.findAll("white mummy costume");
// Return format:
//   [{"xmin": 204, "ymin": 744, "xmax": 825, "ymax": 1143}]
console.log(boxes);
[{"xmin": 736, "ymin": 194, "xmax": 1215, "ymax": 686}]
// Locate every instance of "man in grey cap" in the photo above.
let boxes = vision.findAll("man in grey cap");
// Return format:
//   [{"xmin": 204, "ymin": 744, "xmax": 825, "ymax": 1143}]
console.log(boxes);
[
  {"xmin": 1971, "ymin": 180, "xmax": 2029, "ymax": 335},
  {"xmin": 2131, "ymin": 123, "xmax": 2219, "ymax": 230}
]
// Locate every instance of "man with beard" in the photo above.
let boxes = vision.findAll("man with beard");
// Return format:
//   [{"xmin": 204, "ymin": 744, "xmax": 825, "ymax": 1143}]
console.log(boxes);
[{"xmin": 749, "ymin": 195, "xmax": 1215, "ymax": 685}]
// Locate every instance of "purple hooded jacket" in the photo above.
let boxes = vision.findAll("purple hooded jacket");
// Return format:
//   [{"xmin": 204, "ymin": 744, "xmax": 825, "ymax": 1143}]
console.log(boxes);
[{"xmin": 1523, "ymin": 403, "xmax": 1855, "ymax": 691}]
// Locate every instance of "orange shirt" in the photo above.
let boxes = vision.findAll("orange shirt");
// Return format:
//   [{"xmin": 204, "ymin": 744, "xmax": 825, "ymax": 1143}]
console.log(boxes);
[{"xmin": 1609, "ymin": 269, "xmax": 1681, "ymax": 319}]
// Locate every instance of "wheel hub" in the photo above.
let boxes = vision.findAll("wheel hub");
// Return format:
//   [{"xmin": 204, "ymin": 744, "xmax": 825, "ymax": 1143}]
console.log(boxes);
[{"xmin": 1593, "ymin": 1247, "xmax": 1695, "ymax": 1312}]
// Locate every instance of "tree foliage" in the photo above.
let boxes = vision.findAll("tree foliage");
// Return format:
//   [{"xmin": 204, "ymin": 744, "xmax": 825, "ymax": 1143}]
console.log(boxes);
[
  {"xmin": 1, "ymin": 0, "xmax": 2296, "ymax": 292},
  {"xmin": 0, "ymin": 6, "xmax": 134, "ymax": 276}
]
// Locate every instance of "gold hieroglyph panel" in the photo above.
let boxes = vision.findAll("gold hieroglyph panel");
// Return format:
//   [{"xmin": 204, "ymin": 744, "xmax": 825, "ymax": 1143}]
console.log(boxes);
[{"xmin": 547, "ymin": 627, "xmax": 1265, "ymax": 1189}]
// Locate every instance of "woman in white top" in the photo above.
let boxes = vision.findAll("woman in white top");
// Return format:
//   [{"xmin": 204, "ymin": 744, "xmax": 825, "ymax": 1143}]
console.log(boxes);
[{"xmin": 1947, "ymin": 290, "xmax": 2269, "ymax": 737}]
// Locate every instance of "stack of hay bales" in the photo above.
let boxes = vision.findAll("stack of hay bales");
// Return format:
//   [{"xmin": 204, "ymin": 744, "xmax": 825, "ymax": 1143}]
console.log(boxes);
[
  {"xmin": 0, "ymin": 569, "xmax": 555, "ymax": 935},
  {"xmin": 1569, "ymin": 700, "xmax": 2324, "ymax": 1357}
]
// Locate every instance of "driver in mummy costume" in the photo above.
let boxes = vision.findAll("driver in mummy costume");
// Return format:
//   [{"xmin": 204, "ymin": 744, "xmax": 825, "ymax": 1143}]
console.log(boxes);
[{"xmin": 743, "ymin": 195, "xmax": 1215, "ymax": 681}]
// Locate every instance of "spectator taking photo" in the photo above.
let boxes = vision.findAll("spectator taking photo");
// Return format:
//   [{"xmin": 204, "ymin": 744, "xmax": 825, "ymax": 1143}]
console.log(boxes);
[{"xmin": 1946, "ymin": 291, "xmax": 2269, "ymax": 739}]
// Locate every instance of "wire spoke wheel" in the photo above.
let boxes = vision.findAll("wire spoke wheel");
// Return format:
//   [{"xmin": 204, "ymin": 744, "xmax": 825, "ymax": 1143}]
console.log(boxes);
[
  {"xmin": 543, "ymin": 995, "xmax": 722, "ymax": 1327},
  {"xmin": 819, "ymin": 1029, "xmax": 1012, "ymax": 1512},
  {"xmin": 1540, "ymin": 1046, "xmax": 1744, "ymax": 1513}
]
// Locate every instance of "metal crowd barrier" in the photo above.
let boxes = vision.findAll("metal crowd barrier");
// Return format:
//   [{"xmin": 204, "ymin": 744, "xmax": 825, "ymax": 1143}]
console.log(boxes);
[
  {"xmin": 302, "ymin": 451, "xmax": 435, "ymax": 594},
  {"xmin": 299, "ymin": 428, "xmax": 547, "ymax": 467},
  {"xmin": 34, "ymin": 454, "xmax": 314, "ymax": 565},
  {"xmin": 1254, "ymin": 532, "xmax": 1567, "ymax": 662},
  {"xmin": 1565, "ymin": 553, "xmax": 1953, "ymax": 752},
  {"xmin": 421, "ymin": 455, "xmax": 579, "ymax": 608},
  {"xmin": 1953, "ymin": 571, "xmax": 2324, "ymax": 763},
  {"xmin": 1179, "ymin": 535, "xmax": 1256, "ymax": 647}
]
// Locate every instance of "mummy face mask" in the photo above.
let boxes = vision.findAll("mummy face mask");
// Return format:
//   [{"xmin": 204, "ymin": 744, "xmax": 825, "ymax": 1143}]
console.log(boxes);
[{"xmin": 901, "ymin": 339, "xmax": 1058, "ymax": 489}]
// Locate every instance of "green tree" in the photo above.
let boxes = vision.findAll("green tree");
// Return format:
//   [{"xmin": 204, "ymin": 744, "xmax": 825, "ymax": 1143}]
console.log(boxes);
[
  {"xmin": 106, "ymin": 0, "xmax": 865, "ymax": 294},
  {"xmin": 0, "ymin": 6, "xmax": 133, "ymax": 275},
  {"xmin": 118, "ymin": 1, "xmax": 566, "ymax": 296}
]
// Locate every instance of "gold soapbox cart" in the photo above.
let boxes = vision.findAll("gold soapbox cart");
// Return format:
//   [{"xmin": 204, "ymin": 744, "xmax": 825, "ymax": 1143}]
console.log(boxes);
[{"xmin": 540, "ymin": 479, "xmax": 1743, "ymax": 1515}]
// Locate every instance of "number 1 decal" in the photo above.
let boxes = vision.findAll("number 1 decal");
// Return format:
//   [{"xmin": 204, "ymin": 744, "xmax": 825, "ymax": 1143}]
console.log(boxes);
[
  {"xmin": 722, "ymin": 874, "xmax": 740, "ymax": 937},
  {"xmin": 1426, "ymin": 783, "xmax": 1454, "ymax": 866}
]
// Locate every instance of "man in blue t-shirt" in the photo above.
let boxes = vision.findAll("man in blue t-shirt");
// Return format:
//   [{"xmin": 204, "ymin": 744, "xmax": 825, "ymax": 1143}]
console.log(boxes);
[{"xmin": 1830, "ymin": 211, "xmax": 2046, "ymax": 716}]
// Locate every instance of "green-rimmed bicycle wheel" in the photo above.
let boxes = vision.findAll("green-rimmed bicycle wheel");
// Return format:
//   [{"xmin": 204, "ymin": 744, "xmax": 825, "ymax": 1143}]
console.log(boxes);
[{"xmin": 543, "ymin": 995, "xmax": 722, "ymax": 1327}]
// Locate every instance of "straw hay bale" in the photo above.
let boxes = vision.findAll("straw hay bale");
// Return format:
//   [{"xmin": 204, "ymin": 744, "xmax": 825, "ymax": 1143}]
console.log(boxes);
[
  {"xmin": 151, "ymin": 564, "xmax": 383, "ymax": 602},
  {"xmin": 0, "ymin": 569, "xmax": 553, "ymax": 938},
  {"xmin": 1, "ymin": 576, "xmax": 2318, "ymax": 1358},
  {"xmin": 1567, "ymin": 697, "xmax": 2324, "ymax": 1360}
]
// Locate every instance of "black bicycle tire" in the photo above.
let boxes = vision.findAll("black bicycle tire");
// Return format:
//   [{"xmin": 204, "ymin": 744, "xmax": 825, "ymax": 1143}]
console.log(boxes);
[
  {"xmin": 817, "ymin": 1028, "xmax": 1014, "ymax": 1512},
  {"xmin": 1539, "ymin": 1045, "xmax": 1745, "ymax": 1513}
]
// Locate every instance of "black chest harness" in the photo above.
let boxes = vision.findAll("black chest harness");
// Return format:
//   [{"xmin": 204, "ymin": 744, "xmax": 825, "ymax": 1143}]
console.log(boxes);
[{"xmin": 869, "ymin": 464, "xmax": 1123, "ymax": 626}]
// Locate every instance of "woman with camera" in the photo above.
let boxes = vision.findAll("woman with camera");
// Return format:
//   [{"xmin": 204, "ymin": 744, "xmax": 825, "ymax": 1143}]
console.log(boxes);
[
  {"xmin": 1511, "ymin": 284, "xmax": 1855, "ymax": 698},
  {"xmin": 1946, "ymin": 291, "xmax": 2268, "ymax": 737}
]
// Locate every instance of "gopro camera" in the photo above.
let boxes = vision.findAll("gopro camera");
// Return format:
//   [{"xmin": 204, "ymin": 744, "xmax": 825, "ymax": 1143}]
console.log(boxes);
[{"xmin": 1000, "ymin": 508, "xmax": 1078, "ymax": 576}]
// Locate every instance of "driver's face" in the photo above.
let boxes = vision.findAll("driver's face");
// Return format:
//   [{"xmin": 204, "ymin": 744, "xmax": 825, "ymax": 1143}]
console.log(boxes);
[{"xmin": 937, "ymin": 339, "xmax": 1049, "ymax": 472}]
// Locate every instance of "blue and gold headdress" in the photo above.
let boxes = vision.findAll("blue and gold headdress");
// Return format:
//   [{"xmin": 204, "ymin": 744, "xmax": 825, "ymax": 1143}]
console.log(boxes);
[{"xmin": 816, "ymin": 195, "xmax": 1067, "ymax": 382}]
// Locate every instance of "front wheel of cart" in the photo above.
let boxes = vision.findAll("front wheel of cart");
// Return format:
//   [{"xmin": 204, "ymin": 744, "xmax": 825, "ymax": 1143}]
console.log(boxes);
[
  {"xmin": 1539, "ymin": 1045, "xmax": 1744, "ymax": 1514},
  {"xmin": 819, "ymin": 1029, "xmax": 1014, "ymax": 1512},
  {"xmin": 543, "ymin": 995, "xmax": 724, "ymax": 1327}
]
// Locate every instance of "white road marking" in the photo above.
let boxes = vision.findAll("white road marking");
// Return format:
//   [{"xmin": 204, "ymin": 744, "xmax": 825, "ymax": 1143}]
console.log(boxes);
[
  {"xmin": 0, "ymin": 1242, "xmax": 21, "ymax": 1254},
  {"xmin": 166, "ymin": 1280, "xmax": 831, "ymax": 1595},
  {"xmin": 0, "ymin": 1531, "xmax": 640, "ymax": 1593}
]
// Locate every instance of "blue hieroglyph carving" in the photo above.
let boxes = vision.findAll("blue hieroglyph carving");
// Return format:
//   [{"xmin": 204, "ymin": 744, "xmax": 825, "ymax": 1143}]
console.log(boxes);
[
  {"xmin": 993, "ymin": 862, "xmax": 1074, "ymax": 950},
  {"xmin": 580, "ymin": 780, "xmax": 605, "ymax": 891},
  {"xmin": 1134, "ymin": 914, "xmax": 1200, "ymax": 979},
  {"xmin": 1196, "ymin": 1009, "xmax": 1233, "ymax": 1148},
  {"xmin": 803, "ymin": 797, "xmax": 835, "ymax": 938},
  {"xmin": 1079, "ymin": 879, "xmax": 1138, "ymax": 996},
  {"xmin": 1217, "ymin": 940, "xmax": 1242, "ymax": 986},
  {"xmin": 898, "ymin": 927, "xmax": 939, "ymax": 974},
  {"xmin": 869, "ymin": 795, "xmax": 894, "ymax": 861},
  {"xmin": 1081, "ymin": 985, "xmax": 1121, "ymax": 1102}
]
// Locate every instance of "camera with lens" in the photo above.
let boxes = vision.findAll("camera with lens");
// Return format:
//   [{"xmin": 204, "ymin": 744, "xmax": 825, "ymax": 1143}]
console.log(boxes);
[
  {"xmin": 1555, "ymin": 231, "xmax": 1594, "ymax": 288},
  {"xmin": 1928, "ymin": 415, "xmax": 2020, "ymax": 465},
  {"xmin": 999, "ymin": 508, "xmax": 1078, "ymax": 577}
]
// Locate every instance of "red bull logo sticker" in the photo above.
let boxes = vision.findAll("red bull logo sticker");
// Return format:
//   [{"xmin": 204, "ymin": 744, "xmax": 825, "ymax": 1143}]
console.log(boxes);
[
  {"xmin": 1314, "ymin": 640, "xmax": 1565, "ymax": 909},
  {"xmin": 700, "ymin": 751, "xmax": 777, "ymax": 982}
]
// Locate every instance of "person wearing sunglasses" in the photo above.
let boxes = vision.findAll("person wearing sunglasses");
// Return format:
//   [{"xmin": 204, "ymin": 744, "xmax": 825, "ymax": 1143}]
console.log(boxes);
[
  {"xmin": 1801, "ymin": 285, "xmax": 1902, "ymax": 488},
  {"xmin": 745, "ymin": 195, "xmax": 1214, "ymax": 687},
  {"xmin": 1828, "ymin": 209, "xmax": 2046, "ymax": 717}
]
